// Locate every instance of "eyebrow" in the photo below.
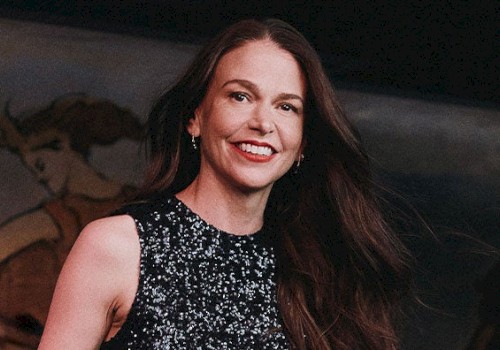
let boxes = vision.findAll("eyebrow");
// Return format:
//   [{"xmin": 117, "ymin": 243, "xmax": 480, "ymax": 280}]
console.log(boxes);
[{"xmin": 222, "ymin": 79, "xmax": 304, "ymax": 103}]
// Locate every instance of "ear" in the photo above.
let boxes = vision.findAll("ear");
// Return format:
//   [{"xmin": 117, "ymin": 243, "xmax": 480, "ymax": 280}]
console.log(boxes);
[{"xmin": 186, "ymin": 108, "xmax": 201, "ymax": 137}]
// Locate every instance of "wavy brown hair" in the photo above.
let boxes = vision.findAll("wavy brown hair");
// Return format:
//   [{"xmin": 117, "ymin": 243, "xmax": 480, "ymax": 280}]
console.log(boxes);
[{"xmin": 140, "ymin": 18, "xmax": 412, "ymax": 349}]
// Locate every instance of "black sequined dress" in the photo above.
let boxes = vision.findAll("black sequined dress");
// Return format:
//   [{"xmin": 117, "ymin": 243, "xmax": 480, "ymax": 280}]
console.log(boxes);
[{"xmin": 101, "ymin": 196, "xmax": 289, "ymax": 349}]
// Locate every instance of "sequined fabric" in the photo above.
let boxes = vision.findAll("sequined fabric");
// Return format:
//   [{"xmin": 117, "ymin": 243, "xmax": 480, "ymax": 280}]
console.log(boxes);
[{"xmin": 101, "ymin": 196, "xmax": 289, "ymax": 349}]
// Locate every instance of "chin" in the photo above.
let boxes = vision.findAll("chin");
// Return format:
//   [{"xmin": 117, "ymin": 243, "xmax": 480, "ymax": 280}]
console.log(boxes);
[{"xmin": 232, "ymin": 176, "xmax": 280, "ymax": 194}]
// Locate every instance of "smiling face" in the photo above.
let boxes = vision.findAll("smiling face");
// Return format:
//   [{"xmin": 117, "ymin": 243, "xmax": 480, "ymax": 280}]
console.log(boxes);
[{"xmin": 188, "ymin": 39, "xmax": 306, "ymax": 195}]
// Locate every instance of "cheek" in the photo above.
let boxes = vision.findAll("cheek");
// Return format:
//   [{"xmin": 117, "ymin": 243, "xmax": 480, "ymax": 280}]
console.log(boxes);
[
  {"xmin": 282, "ymin": 120, "xmax": 304, "ymax": 151},
  {"xmin": 201, "ymin": 109, "xmax": 242, "ymax": 138}
]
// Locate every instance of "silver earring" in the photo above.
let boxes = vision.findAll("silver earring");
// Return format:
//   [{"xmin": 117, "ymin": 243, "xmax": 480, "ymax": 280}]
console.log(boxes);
[
  {"xmin": 294, "ymin": 154, "xmax": 304, "ymax": 174},
  {"xmin": 191, "ymin": 135, "xmax": 198, "ymax": 150},
  {"xmin": 297, "ymin": 154, "xmax": 304, "ymax": 167}
]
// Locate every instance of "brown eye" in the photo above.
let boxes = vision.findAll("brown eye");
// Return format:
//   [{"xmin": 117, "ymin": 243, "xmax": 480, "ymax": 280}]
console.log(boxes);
[
  {"xmin": 230, "ymin": 92, "xmax": 249, "ymax": 102},
  {"xmin": 280, "ymin": 103, "xmax": 298, "ymax": 113}
]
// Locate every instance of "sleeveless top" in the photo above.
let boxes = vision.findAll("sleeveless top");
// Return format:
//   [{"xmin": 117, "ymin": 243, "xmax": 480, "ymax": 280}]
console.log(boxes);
[{"xmin": 101, "ymin": 196, "xmax": 290, "ymax": 349}]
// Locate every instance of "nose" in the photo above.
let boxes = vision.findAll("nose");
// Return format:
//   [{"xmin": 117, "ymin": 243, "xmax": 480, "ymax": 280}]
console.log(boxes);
[{"xmin": 248, "ymin": 105, "xmax": 274, "ymax": 135}]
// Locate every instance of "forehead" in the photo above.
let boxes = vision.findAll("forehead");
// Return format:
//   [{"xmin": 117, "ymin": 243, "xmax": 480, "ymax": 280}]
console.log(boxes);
[{"xmin": 211, "ymin": 40, "xmax": 306, "ymax": 95}]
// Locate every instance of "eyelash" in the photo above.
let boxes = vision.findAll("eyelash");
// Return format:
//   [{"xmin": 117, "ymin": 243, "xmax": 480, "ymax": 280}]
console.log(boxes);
[
  {"xmin": 229, "ymin": 92, "xmax": 299, "ymax": 114},
  {"xmin": 230, "ymin": 92, "xmax": 249, "ymax": 102},
  {"xmin": 279, "ymin": 103, "xmax": 299, "ymax": 113}
]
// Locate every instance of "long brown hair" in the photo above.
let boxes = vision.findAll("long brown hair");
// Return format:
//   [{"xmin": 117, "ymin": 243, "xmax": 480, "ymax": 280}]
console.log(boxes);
[{"xmin": 140, "ymin": 18, "xmax": 412, "ymax": 349}]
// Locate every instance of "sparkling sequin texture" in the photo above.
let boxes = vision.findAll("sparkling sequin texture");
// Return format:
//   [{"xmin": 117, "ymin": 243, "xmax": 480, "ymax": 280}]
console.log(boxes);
[{"xmin": 101, "ymin": 196, "xmax": 289, "ymax": 349}]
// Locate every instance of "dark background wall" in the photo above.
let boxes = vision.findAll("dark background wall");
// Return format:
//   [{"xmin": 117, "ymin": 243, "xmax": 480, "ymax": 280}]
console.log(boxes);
[{"xmin": 1, "ymin": 0, "xmax": 498, "ymax": 103}]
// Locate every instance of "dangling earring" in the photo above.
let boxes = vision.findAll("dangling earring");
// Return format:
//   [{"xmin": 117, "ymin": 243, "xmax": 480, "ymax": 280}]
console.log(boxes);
[
  {"xmin": 294, "ymin": 154, "xmax": 304, "ymax": 174},
  {"xmin": 297, "ymin": 154, "xmax": 304, "ymax": 167},
  {"xmin": 191, "ymin": 134, "xmax": 198, "ymax": 150}
]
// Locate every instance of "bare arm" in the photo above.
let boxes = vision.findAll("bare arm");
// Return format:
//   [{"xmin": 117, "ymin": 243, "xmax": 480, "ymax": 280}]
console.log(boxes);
[{"xmin": 38, "ymin": 215, "xmax": 140, "ymax": 349}]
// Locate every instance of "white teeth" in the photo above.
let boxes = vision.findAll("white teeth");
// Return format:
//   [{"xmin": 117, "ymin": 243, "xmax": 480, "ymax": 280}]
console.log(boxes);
[{"xmin": 238, "ymin": 143, "xmax": 273, "ymax": 156}]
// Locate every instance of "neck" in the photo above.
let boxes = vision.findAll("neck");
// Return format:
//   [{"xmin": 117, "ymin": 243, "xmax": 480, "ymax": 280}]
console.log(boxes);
[{"xmin": 176, "ymin": 176, "xmax": 271, "ymax": 236}]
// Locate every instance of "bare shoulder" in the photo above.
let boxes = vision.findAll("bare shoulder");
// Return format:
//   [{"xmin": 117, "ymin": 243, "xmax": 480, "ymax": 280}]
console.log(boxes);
[
  {"xmin": 39, "ymin": 214, "xmax": 140, "ymax": 348},
  {"xmin": 76, "ymin": 214, "xmax": 139, "ymax": 263},
  {"xmin": 68, "ymin": 214, "xmax": 141, "ymax": 299},
  {"xmin": 59, "ymin": 214, "xmax": 141, "ymax": 310},
  {"xmin": 78, "ymin": 215, "xmax": 138, "ymax": 254}
]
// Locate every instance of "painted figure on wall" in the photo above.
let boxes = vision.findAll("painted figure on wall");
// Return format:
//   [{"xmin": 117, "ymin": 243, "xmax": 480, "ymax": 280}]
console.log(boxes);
[{"xmin": 0, "ymin": 95, "xmax": 142, "ymax": 348}]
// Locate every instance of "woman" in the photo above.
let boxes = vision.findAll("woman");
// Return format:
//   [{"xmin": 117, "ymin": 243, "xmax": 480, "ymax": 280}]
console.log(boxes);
[{"xmin": 39, "ymin": 19, "xmax": 411, "ymax": 349}]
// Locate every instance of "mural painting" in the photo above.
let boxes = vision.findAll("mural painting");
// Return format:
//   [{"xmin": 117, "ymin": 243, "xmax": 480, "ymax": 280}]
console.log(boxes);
[{"xmin": 0, "ymin": 95, "xmax": 143, "ymax": 348}]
